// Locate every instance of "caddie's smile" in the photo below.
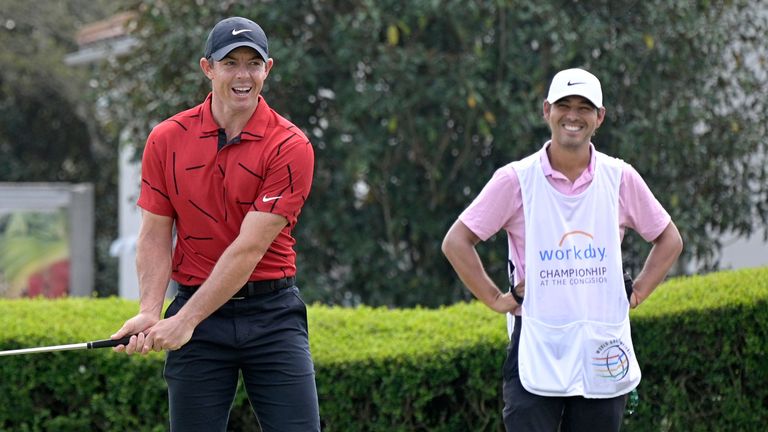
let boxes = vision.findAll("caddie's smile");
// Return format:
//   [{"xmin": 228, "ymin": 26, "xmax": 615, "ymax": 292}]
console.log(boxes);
[{"xmin": 563, "ymin": 123, "xmax": 584, "ymax": 132}]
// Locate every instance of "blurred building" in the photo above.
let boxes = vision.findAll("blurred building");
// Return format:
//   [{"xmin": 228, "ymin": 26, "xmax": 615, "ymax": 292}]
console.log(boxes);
[{"xmin": 64, "ymin": 12, "xmax": 138, "ymax": 66}]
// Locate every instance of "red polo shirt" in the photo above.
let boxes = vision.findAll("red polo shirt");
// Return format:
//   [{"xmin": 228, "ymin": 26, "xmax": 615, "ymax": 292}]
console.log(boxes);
[{"xmin": 137, "ymin": 93, "xmax": 314, "ymax": 284}]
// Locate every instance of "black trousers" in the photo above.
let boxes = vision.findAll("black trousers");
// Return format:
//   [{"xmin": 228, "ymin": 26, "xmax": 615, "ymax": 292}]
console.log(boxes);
[
  {"xmin": 163, "ymin": 286, "xmax": 320, "ymax": 432},
  {"xmin": 502, "ymin": 317, "xmax": 628, "ymax": 432}
]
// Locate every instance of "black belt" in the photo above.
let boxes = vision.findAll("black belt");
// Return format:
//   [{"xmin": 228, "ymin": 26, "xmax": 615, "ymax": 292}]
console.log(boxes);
[{"xmin": 178, "ymin": 276, "xmax": 295, "ymax": 298}]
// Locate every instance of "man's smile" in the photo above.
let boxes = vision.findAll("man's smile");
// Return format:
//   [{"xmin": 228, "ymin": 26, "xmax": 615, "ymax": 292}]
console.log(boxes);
[{"xmin": 232, "ymin": 86, "xmax": 252, "ymax": 95}]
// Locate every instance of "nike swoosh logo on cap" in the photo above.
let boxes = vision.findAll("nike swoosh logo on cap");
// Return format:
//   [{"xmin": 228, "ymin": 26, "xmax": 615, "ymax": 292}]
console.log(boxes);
[
  {"xmin": 232, "ymin": 29, "xmax": 252, "ymax": 36},
  {"xmin": 567, "ymin": 81, "xmax": 585, "ymax": 86}
]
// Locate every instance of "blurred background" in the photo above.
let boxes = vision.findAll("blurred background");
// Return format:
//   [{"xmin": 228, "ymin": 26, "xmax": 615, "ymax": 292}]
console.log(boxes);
[{"xmin": 1, "ymin": 0, "xmax": 766, "ymax": 307}]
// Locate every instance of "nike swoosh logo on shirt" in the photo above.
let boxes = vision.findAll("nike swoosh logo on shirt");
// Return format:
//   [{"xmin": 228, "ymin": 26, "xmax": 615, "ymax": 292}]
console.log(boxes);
[
  {"xmin": 232, "ymin": 29, "xmax": 252, "ymax": 36},
  {"xmin": 262, "ymin": 195, "xmax": 282, "ymax": 202}
]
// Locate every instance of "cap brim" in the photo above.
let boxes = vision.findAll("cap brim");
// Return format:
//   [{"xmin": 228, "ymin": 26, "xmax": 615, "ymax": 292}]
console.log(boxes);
[
  {"xmin": 210, "ymin": 42, "xmax": 268, "ymax": 61},
  {"xmin": 547, "ymin": 90, "xmax": 601, "ymax": 108}
]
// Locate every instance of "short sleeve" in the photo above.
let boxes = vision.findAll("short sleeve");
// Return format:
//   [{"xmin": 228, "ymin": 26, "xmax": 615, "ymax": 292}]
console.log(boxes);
[
  {"xmin": 137, "ymin": 128, "xmax": 175, "ymax": 218},
  {"xmin": 619, "ymin": 164, "xmax": 671, "ymax": 242},
  {"xmin": 252, "ymin": 137, "xmax": 314, "ymax": 226},
  {"xmin": 459, "ymin": 165, "xmax": 523, "ymax": 241}
]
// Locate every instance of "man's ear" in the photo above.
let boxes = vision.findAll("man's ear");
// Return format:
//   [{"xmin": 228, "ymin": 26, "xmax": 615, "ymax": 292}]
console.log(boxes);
[
  {"xmin": 264, "ymin": 58, "xmax": 274, "ymax": 76},
  {"xmin": 542, "ymin": 100, "xmax": 552, "ymax": 121},
  {"xmin": 595, "ymin": 106, "xmax": 607, "ymax": 128},
  {"xmin": 200, "ymin": 57, "xmax": 214, "ymax": 79}
]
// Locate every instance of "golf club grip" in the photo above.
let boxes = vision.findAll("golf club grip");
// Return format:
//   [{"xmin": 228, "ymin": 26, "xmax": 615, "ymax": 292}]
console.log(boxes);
[{"xmin": 88, "ymin": 336, "xmax": 134, "ymax": 349}]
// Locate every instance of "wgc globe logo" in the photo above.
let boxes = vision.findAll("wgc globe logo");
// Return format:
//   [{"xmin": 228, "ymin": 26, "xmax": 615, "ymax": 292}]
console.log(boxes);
[{"xmin": 593, "ymin": 341, "xmax": 630, "ymax": 381}]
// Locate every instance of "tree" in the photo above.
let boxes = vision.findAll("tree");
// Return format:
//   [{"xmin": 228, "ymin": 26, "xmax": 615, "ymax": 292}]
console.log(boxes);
[
  {"xmin": 0, "ymin": 0, "xmax": 124, "ymax": 295},
  {"xmin": 103, "ymin": 0, "xmax": 767, "ymax": 307}
]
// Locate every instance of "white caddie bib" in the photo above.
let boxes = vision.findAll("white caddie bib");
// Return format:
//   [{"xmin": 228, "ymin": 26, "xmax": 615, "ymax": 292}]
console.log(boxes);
[{"xmin": 512, "ymin": 146, "xmax": 641, "ymax": 398}]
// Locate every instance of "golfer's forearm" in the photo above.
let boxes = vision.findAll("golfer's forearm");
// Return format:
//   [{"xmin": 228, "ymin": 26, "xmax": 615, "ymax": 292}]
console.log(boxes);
[
  {"xmin": 173, "ymin": 212, "xmax": 287, "ymax": 328},
  {"xmin": 134, "ymin": 210, "xmax": 175, "ymax": 317},
  {"xmin": 136, "ymin": 232, "xmax": 172, "ymax": 317},
  {"xmin": 634, "ymin": 222, "xmax": 683, "ymax": 302},
  {"xmin": 175, "ymin": 243, "xmax": 264, "ymax": 327},
  {"xmin": 135, "ymin": 240, "xmax": 172, "ymax": 317}
]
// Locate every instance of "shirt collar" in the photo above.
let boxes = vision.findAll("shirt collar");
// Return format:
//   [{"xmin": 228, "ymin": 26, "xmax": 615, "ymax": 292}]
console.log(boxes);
[
  {"xmin": 539, "ymin": 140, "xmax": 596, "ymax": 183},
  {"xmin": 199, "ymin": 93, "xmax": 269, "ymax": 140}
]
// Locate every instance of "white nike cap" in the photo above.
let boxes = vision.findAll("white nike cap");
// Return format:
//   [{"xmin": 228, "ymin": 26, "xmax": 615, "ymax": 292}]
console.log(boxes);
[{"xmin": 546, "ymin": 68, "xmax": 603, "ymax": 108}]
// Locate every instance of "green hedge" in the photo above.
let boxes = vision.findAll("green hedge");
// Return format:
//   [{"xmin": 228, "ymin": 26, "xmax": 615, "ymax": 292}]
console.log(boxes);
[
  {"xmin": 1, "ymin": 267, "xmax": 766, "ymax": 431},
  {"xmin": 624, "ymin": 267, "xmax": 768, "ymax": 431}
]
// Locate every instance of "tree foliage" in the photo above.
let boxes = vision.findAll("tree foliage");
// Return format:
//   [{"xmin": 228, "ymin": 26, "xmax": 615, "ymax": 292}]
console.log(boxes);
[
  {"xmin": 103, "ymin": 0, "xmax": 768, "ymax": 307},
  {"xmin": 0, "ymin": 0, "xmax": 124, "ymax": 295}
]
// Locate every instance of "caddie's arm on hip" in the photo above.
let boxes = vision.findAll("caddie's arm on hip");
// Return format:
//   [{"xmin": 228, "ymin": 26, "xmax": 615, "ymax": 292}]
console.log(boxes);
[
  {"xmin": 630, "ymin": 221, "xmax": 683, "ymax": 308},
  {"xmin": 442, "ymin": 220, "xmax": 520, "ymax": 314}
]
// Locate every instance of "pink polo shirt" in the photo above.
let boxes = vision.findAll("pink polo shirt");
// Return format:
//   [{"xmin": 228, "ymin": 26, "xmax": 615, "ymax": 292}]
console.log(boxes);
[{"xmin": 460, "ymin": 142, "xmax": 671, "ymax": 289}]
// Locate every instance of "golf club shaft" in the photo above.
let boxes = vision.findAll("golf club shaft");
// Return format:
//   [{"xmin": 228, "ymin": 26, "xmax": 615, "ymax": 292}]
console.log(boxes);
[{"xmin": 0, "ymin": 336, "xmax": 133, "ymax": 357}]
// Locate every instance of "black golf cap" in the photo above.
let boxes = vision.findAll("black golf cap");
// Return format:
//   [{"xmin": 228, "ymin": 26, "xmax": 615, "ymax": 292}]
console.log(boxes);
[{"xmin": 204, "ymin": 17, "xmax": 268, "ymax": 61}]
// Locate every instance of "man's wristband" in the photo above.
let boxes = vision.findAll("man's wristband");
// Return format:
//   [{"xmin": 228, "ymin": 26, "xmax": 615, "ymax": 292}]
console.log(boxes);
[
  {"xmin": 511, "ymin": 285, "xmax": 524, "ymax": 304},
  {"xmin": 624, "ymin": 272, "xmax": 633, "ymax": 301}
]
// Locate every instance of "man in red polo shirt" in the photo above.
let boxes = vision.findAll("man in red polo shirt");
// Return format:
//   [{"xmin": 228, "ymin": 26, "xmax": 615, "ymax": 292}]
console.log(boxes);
[{"xmin": 111, "ymin": 17, "xmax": 320, "ymax": 432}]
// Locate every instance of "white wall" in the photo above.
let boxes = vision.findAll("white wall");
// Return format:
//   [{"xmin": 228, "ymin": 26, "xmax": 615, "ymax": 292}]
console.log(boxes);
[
  {"xmin": 111, "ymin": 145, "xmax": 141, "ymax": 299},
  {"xmin": 718, "ymin": 228, "xmax": 768, "ymax": 270},
  {"xmin": 111, "ymin": 145, "xmax": 177, "ymax": 299}
]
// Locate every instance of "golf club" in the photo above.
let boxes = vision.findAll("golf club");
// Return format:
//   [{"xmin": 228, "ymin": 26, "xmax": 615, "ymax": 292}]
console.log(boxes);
[{"xmin": 0, "ymin": 335, "xmax": 134, "ymax": 357}]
